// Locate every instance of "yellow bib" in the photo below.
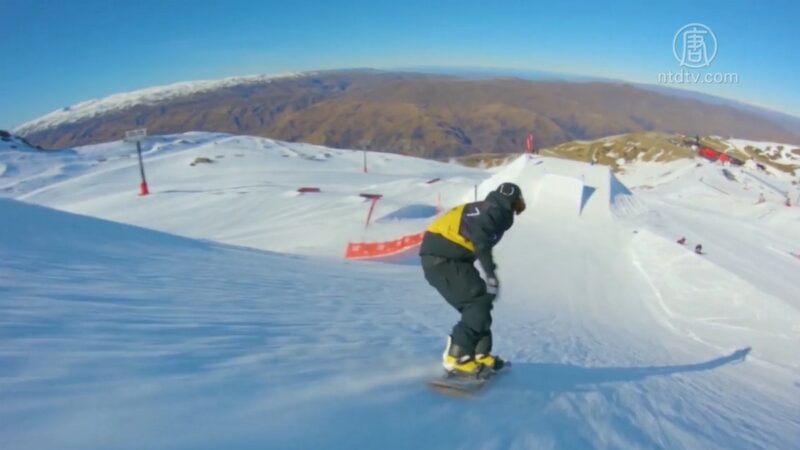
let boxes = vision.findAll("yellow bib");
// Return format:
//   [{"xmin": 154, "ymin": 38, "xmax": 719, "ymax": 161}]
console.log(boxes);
[{"xmin": 426, "ymin": 205, "xmax": 475, "ymax": 252}]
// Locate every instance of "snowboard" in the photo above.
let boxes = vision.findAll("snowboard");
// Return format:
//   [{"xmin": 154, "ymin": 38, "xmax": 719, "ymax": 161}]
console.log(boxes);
[{"xmin": 427, "ymin": 363, "xmax": 510, "ymax": 398}]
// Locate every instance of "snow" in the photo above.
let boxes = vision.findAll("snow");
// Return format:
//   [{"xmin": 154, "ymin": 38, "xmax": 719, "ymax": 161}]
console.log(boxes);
[
  {"xmin": 12, "ymin": 72, "xmax": 309, "ymax": 136},
  {"xmin": 1, "ymin": 133, "xmax": 799, "ymax": 449},
  {"xmin": 530, "ymin": 172, "xmax": 585, "ymax": 219},
  {"xmin": 725, "ymin": 138, "xmax": 800, "ymax": 166},
  {"xmin": 4, "ymin": 133, "xmax": 482, "ymax": 257}
]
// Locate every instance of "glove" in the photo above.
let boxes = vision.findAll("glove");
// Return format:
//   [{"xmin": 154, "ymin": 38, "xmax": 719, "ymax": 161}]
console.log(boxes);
[{"xmin": 486, "ymin": 276, "xmax": 499, "ymax": 297}]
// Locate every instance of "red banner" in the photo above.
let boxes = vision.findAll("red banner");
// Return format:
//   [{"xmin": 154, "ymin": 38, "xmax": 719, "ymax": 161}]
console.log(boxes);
[
  {"xmin": 345, "ymin": 232, "xmax": 425, "ymax": 259},
  {"xmin": 699, "ymin": 148, "xmax": 729, "ymax": 162}
]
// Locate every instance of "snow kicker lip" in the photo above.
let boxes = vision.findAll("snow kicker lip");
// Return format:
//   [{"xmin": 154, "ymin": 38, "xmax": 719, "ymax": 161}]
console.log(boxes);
[{"xmin": 473, "ymin": 155, "xmax": 644, "ymax": 223}]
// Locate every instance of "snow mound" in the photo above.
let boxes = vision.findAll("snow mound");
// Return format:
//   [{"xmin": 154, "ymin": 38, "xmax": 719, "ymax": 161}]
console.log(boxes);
[
  {"xmin": 530, "ymin": 172, "xmax": 585, "ymax": 219},
  {"xmin": 376, "ymin": 204, "xmax": 439, "ymax": 222},
  {"xmin": 472, "ymin": 155, "xmax": 645, "ymax": 222},
  {"xmin": 0, "ymin": 197, "xmax": 200, "ymax": 255}
]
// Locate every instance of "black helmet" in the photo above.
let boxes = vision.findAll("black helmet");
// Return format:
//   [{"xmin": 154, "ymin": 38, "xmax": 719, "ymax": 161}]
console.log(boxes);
[{"xmin": 496, "ymin": 182, "xmax": 526, "ymax": 215}]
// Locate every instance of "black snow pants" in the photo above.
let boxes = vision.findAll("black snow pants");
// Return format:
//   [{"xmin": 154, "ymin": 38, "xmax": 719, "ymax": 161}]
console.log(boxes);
[{"xmin": 421, "ymin": 255, "xmax": 495, "ymax": 355}]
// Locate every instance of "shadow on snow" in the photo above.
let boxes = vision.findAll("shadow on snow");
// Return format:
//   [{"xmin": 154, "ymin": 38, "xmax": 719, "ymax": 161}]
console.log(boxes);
[{"xmin": 504, "ymin": 347, "xmax": 751, "ymax": 393}]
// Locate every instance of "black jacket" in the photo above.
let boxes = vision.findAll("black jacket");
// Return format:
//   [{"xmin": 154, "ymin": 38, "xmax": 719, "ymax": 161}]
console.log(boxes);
[{"xmin": 419, "ymin": 190, "xmax": 515, "ymax": 278}]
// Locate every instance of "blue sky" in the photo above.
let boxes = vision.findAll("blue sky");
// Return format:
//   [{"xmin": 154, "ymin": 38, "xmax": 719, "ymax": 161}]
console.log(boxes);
[{"xmin": 1, "ymin": 0, "xmax": 797, "ymax": 129}]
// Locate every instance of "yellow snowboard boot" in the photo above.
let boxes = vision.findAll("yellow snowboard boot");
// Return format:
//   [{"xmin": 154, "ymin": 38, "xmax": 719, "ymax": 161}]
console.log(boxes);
[
  {"xmin": 476, "ymin": 353, "xmax": 507, "ymax": 371},
  {"xmin": 442, "ymin": 336, "xmax": 481, "ymax": 375}
]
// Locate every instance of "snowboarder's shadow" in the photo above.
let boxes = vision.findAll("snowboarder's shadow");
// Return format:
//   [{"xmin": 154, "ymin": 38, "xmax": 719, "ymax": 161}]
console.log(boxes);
[{"xmin": 505, "ymin": 347, "xmax": 751, "ymax": 394}]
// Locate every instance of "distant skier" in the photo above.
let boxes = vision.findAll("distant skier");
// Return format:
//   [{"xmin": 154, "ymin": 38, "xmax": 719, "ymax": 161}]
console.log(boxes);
[
  {"xmin": 419, "ymin": 182, "xmax": 526, "ymax": 376},
  {"xmin": 695, "ymin": 244, "xmax": 704, "ymax": 255},
  {"xmin": 677, "ymin": 237, "xmax": 686, "ymax": 245}
]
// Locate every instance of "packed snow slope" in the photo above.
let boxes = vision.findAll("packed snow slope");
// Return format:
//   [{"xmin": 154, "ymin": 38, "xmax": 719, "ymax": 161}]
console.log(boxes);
[
  {"xmin": 4, "ymin": 133, "xmax": 483, "ymax": 257},
  {"xmin": 1, "ymin": 133, "xmax": 799, "ymax": 450}
]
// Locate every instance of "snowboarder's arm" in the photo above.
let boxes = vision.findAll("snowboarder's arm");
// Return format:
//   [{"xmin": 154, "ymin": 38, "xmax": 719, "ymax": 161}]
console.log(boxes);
[
  {"xmin": 474, "ymin": 241, "xmax": 496, "ymax": 278},
  {"xmin": 470, "ymin": 207, "xmax": 510, "ymax": 278}
]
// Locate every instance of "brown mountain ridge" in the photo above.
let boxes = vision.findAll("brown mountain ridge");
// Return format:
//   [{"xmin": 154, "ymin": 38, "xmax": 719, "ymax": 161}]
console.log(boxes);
[{"xmin": 19, "ymin": 71, "xmax": 800, "ymax": 158}]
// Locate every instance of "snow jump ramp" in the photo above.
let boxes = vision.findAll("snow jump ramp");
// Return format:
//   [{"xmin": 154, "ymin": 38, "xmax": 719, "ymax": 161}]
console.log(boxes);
[
  {"xmin": 528, "ymin": 173, "xmax": 586, "ymax": 220},
  {"xmin": 470, "ymin": 155, "xmax": 644, "ymax": 223}
]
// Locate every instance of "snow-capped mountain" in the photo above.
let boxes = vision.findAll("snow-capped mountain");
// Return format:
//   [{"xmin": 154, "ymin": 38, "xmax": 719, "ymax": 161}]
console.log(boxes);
[
  {"xmin": 13, "ymin": 72, "xmax": 308, "ymax": 136},
  {"xmin": 13, "ymin": 70, "xmax": 800, "ymax": 155}
]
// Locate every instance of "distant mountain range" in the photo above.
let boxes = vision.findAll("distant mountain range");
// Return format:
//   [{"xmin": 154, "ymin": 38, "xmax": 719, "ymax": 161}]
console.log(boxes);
[{"xmin": 14, "ymin": 70, "xmax": 800, "ymax": 157}]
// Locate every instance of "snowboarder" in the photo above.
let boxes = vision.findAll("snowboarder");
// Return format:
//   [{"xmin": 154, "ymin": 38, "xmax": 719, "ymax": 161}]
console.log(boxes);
[
  {"xmin": 695, "ymin": 244, "xmax": 703, "ymax": 255},
  {"xmin": 677, "ymin": 237, "xmax": 686, "ymax": 245},
  {"xmin": 419, "ymin": 182, "xmax": 526, "ymax": 376}
]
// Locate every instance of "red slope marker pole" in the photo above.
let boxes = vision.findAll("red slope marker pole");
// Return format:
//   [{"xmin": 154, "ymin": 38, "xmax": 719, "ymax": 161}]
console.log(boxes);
[{"xmin": 136, "ymin": 141, "xmax": 150, "ymax": 196}]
